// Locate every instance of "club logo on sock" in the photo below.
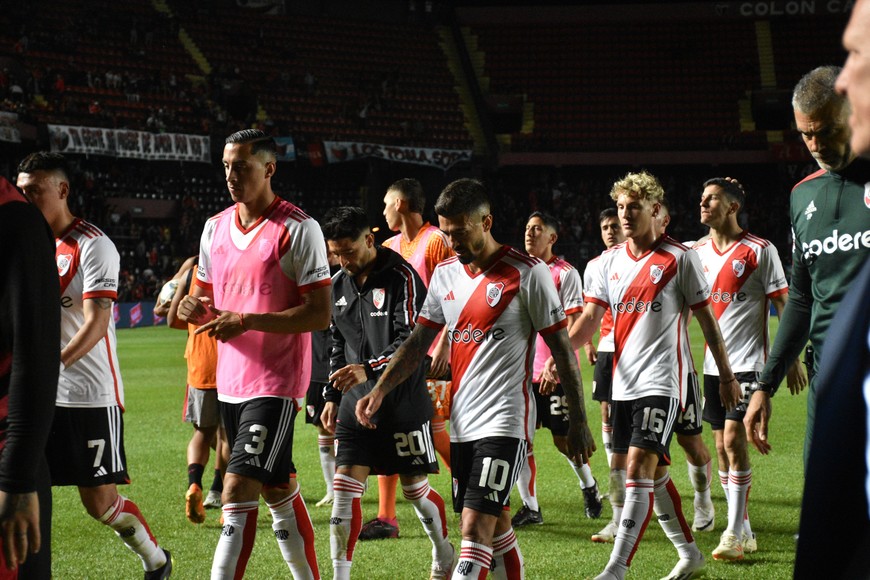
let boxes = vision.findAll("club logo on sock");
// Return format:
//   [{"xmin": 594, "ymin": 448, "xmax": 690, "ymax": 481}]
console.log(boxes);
[
  {"xmin": 221, "ymin": 524, "xmax": 235, "ymax": 537},
  {"xmin": 330, "ymin": 517, "xmax": 342, "ymax": 525},
  {"xmin": 457, "ymin": 561, "xmax": 473, "ymax": 575},
  {"xmin": 621, "ymin": 518, "xmax": 636, "ymax": 529},
  {"xmin": 119, "ymin": 526, "xmax": 136, "ymax": 538},
  {"xmin": 274, "ymin": 529, "xmax": 289, "ymax": 541},
  {"xmin": 419, "ymin": 517, "xmax": 433, "ymax": 524},
  {"xmin": 658, "ymin": 514, "xmax": 671, "ymax": 522}
]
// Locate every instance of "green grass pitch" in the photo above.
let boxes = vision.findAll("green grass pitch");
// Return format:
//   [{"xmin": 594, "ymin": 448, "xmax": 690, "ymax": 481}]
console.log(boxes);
[{"xmin": 50, "ymin": 319, "xmax": 805, "ymax": 578}]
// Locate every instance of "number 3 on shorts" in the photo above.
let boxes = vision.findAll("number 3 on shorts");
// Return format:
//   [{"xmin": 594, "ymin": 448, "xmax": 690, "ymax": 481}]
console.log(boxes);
[{"xmin": 245, "ymin": 424, "xmax": 269, "ymax": 455}]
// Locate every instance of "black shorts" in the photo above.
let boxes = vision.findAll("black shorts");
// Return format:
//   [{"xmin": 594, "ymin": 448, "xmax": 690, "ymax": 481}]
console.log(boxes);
[
  {"xmin": 592, "ymin": 351, "xmax": 614, "ymax": 403},
  {"xmin": 450, "ymin": 437, "xmax": 527, "ymax": 517},
  {"xmin": 674, "ymin": 373, "xmax": 703, "ymax": 436},
  {"xmin": 532, "ymin": 382, "xmax": 569, "ymax": 436},
  {"xmin": 335, "ymin": 419, "xmax": 439, "ymax": 476},
  {"xmin": 46, "ymin": 406, "xmax": 130, "ymax": 487},
  {"xmin": 304, "ymin": 381, "xmax": 328, "ymax": 427},
  {"xmin": 702, "ymin": 372, "xmax": 757, "ymax": 430},
  {"xmin": 611, "ymin": 396, "xmax": 679, "ymax": 465},
  {"xmin": 220, "ymin": 397, "xmax": 298, "ymax": 486}
]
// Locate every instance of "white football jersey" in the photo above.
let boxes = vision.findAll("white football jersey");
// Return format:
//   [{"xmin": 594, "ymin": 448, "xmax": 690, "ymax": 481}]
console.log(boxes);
[
  {"xmin": 583, "ymin": 255, "xmax": 615, "ymax": 353},
  {"xmin": 418, "ymin": 246, "xmax": 567, "ymax": 443},
  {"xmin": 56, "ymin": 219, "xmax": 124, "ymax": 408},
  {"xmin": 693, "ymin": 232, "xmax": 788, "ymax": 375},
  {"xmin": 533, "ymin": 256, "xmax": 583, "ymax": 379},
  {"xmin": 584, "ymin": 236, "xmax": 710, "ymax": 404}
]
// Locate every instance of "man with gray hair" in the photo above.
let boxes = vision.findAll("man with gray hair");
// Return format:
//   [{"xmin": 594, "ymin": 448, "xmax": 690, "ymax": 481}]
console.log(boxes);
[{"xmin": 745, "ymin": 66, "xmax": 870, "ymax": 462}]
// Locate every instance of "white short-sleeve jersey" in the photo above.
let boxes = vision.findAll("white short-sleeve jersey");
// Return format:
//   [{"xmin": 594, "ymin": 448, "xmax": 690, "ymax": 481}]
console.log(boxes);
[
  {"xmin": 584, "ymin": 236, "xmax": 710, "ymax": 404},
  {"xmin": 693, "ymin": 232, "xmax": 788, "ymax": 375},
  {"xmin": 418, "ymin": 246, "xmax": 567, "ymax": 443},
  {"xmin": 583, "ymin": 255, "xmax": 616, "ymax": 353},
  {"xmin": 532, "ymin": 256, "xmax": 583, "ymax": 379},
  {"xmin": 56, "ymin": 219, "xmax": 124, "ymax": 408}
]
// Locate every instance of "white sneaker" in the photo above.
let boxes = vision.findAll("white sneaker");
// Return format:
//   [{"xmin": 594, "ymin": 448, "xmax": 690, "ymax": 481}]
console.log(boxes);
[
  {"xmin": 660, "ymin": 552, "xmax": 704, "ymax": 580},
  {"xmin": 593, "ymin": 569, "xmax": 624, "ymax": 580},
  {"xmin": 742, "ymin": 531, "xmax": 757, "ymax": 554},
  {"xmin": 591, "ymin": 521, "xmax": 619, "ymax": 543},
  {"xmin": 315, "ymin": 492, "xmax": 334, "ymax": 507},
  {"xmin": 203, "ymin": 490, "xmax": 222, "ymax": 509},
  {"xmin": 691, "ymin": 500, "xmax": 715, "ymax": 532},
  {"xmin": 430, "ymin": 542, "xmax": 456, "ymax": 580},
  {"xmin": 712, "ymin": 530, "xmax": 744, "ymax": 561}
]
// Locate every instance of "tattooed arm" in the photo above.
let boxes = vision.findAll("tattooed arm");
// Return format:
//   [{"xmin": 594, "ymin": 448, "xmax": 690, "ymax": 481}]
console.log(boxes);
[
  {"xmin": 355, "ymin": 323, "xmax": 440, "ymax": 428},
  {"xmin": 61, "ymin": 297, "xmax": 113, "ymax": 369}
]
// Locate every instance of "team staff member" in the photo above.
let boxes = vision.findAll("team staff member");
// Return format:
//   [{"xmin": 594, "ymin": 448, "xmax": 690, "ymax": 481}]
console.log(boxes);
[
  {"xmin": 320, "ymin": 206, "xmax": 454, "ymax": 580},
  {"xmin": 178, "ymin": 129, "xmax": 331, "ymax": 580},
  {"xmin": 747, "ymin": 66, "xmax": 870, "ymax": 456},
  {"xmin": 0, "ymin": 176, "xmax": 60, "ymax": 578},
  {"xmin": 17, "ymin": 153, "xmax": 171, "ymax": 579},
  {"xmin": 357, "ymin": 178, "xmax": 596, "ymax": 579}
]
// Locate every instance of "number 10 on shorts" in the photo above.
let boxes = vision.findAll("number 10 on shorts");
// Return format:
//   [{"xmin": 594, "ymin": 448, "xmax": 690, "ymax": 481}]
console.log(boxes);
[{"xmin": 478, "ymin": 457, "xmax": 510, "ymax": 491}]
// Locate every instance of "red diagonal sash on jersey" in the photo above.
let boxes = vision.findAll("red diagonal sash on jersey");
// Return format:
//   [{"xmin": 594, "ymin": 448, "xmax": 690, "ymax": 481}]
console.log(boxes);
[
  {"xmin": 710, "ymin": 243, "xmax": 758, "ymax": 320},
  {"xmin": 449, "ymin": 260, "xmax": 521, "ymax": 397},
  {"xmin": 613, "ymin": 248, "xmax": 678, "ymax": 374}
]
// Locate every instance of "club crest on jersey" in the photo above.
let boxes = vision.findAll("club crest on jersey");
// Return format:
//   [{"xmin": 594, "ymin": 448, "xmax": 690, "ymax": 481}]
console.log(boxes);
[
  {"xmin": 649, "ymin": 264, "xmax": 665, "ymax": 284},
  {"xmin": 485, "ymin": 281, "xmax": 505, "ymax": 307},
  {"xmin": 865, "ymin": 183, "xmax": 870, "ymax": 209},
  {"xmin": 258, "ymin": 238, "xmax": 275, "ymax": 261},
  {"xmin": 373, "ymin": 288, "xmax": 385, "ymax": 310},
  {"xmin": 57, "ymin": 254, "xmax": 72, "ymax": 276},
  {"xmin": 732, "ymin": 259, "xmax": 746, "ymax": 278}
]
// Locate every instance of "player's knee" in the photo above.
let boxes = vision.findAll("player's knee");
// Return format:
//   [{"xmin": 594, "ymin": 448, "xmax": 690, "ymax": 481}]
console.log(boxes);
[
  {"xmin": 80, "ymin": 485, "xmax": 118, "ymax": 519},
  {"xmin": 223, "ymin": 473, "xmax": 263, "ymax": 503},
  {"xmin": 677, "ymin": 434, "xmax": 711, "ymax": 464}
]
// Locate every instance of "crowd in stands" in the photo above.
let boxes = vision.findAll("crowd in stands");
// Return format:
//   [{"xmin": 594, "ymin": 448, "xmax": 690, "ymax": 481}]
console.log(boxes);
[{"xmin": 21, "ymin": 152, "xmax": 803, "ymax": 307}]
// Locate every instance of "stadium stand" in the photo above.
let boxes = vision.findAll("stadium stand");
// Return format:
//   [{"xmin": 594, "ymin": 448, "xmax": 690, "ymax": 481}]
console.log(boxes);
[{"xmin": 0, "ymin": 0, "xmax": 853, "ymax": 301}]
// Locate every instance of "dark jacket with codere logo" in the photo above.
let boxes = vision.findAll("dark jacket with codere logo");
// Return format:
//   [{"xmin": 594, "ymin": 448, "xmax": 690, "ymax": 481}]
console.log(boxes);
[
  {"xmin": 325, "ymin": 246, "xmax": 432, "ymax": 428},
  {"xmin": 761, "ymin": 157, "xmax": 870, "ymax": 391}
]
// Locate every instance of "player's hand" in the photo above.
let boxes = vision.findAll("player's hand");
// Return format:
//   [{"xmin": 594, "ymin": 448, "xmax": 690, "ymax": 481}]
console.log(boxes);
[
  {"xmin": 0, "ymin": 491, "xmax": 39, "ymax": 571},
  {"xmin": 786, "ymin": 359, "xmax": 808, "ymax": 395},
  {"xmin": 321, "ymin": 402, "xmax": 338, "ymax": 435},
  {"xmin": 355, "ymin": 387, "xmax": 385, "ymax": 429},
  {"xmin": 744, "ymin": 390, "xmax": 772, "ymax": 455},
  {"xmin": 427, "ymin": 339, "xmax": 450, "ymax": 379},
  {"xmin": 329, "ymin": 364, "xmax": 368, "ymax": 393},
  {"xmin": 567, "ymin": 419, "xmax": 596, "ymax": 466},
  {"xmin": 194, "ymin": 305, "xmax": 246, "ymax": 342},
  {"xmin": 153, "ymin": 301, "xmax": 170, "ymax": 317},
  {"xmin": 539, "ymin": 378, "xmax": 558, "ymax": 396},
  {"xmin": 178, "ymin": 295, "xmax": 217, "ymax": 326},
  {"xmin": 541, "ymin": 356, "xmax": 559, "ymax": 384},
  {"xmin": 724, "ymin": 176, "xmax": 745, "ymax": 192},
  {"xmin": 719, "ymin": 376, "xmax": 740, "ymax": 411},
  {"xmin": 584, "ymin": 342, "xmax": 597, "ymax": 365}
]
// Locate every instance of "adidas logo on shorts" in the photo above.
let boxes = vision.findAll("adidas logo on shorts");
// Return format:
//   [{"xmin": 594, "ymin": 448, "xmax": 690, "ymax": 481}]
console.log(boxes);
[
  {"xmin": 93, "ymin": 466, "xmax": 108, "ymax": 478},
  {"xmin": 485, "ymin": 491, "xmax": 499, "ymax": 502}
]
